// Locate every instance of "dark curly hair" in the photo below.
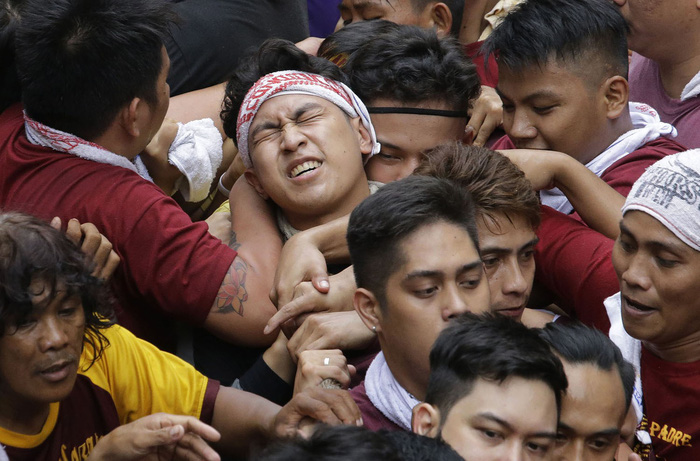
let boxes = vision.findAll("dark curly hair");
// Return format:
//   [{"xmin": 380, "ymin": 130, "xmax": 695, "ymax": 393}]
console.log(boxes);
[
  {"xmin": 220, "ymin": 38, "xmax": 348, "ymax": 142},
  {"xmin": 0, "ymin": 212, "xmax": 114, "ymax": 367},
  {"xmin": 344, "ymin": 25, "xmax": 480, "ymax": 112}
]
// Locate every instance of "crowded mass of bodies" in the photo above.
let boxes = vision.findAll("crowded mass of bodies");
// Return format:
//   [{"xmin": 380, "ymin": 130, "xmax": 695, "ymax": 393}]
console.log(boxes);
[{"xmin": 1, "ymin": 0, "xmax": 700, "ymax": 459}]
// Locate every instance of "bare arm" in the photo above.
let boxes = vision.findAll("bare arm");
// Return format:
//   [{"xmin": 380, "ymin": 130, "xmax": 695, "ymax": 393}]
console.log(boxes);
[
  {"xmin": 166, "ymin": 82, "xmax": 227, "ymax": 138},
  {"xmin": 500, "ymin": 149, "xmax": 625, "ymax": 239},
  {"xmin": 202, "ymin": 177, "xmax": 281, "ymax": 346},
  {"xmin": 270, "ymin": 214, "xmax": 351, "ymax": 309}
]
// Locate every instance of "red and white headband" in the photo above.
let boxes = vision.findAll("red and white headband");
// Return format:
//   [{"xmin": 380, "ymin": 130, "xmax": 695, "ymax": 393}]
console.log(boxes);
[{"xmin": 236, "ymin": 70, "xmax": 380, "ymax": 169}]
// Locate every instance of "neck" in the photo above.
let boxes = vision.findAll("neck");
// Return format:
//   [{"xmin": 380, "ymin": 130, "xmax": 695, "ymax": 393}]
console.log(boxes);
[
  {"xmin": 92, "ymin": 129, "xmax": 140, "ymax": 160},
  {"xmin": 379, "ymin": 343, "xmax": 428, "ymax": 401},
  {"xmin": 643, "ymin": 331, "xmax": 700, "ymax": 363},
  {"xmin": 580, "ymin": 111, "xmax": 635, "ymax": 165},
  {"xmin": 0, "ymin": 395, "xmax": 51, "ymax": 436},
  {"xmin": 656, "ymin": 52, "xmax": 700, "ymax": 99},
  {"xmin": 284, "ymin": 180, "xmax": 371, "ymax": 232}
]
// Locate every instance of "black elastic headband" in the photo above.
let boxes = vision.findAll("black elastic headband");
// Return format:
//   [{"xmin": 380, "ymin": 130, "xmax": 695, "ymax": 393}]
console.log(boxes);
[{"xmin": 367, "ymin": 107, "xmax": 468, "ymax": 118}]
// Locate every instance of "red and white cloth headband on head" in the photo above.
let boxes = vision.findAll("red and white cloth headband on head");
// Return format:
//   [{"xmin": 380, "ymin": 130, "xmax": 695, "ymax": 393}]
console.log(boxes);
[{"xmin": 236, "ymin": 70, "xmax": 381, "ymax": 169}]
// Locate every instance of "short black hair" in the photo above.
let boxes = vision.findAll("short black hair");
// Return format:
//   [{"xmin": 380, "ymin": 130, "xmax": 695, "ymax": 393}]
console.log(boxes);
[
  {"xmin": 254, "ymin": 425, "xmax": 463, "ymax": 461},
  {"xmin": 15, "ymin": 0, "xmax": 176, "ymax": 140},
  {"xmin": 483, "ymin": 0, "xmax": 629, "ymax": 82},
  {"xmin": 253, "ymin": 425, "xmax": 401, "ymax": 461},
  {"xmin": 425, "ymin": 313, "xmax": 568, "ymax": 425},
  {"xmin": 0, "ymin": 0, "xmax": 23, "ymax": 113},
  {"xmin": 0, "ymin": 212, "xmax": 114, "ymax": 367},
  {"xmin": 538, "ymin": 321, "xmax": 635, "ymax": 412},
  {"xmin": 346, "ymin": 24, "xmax": 479, "ymax": 112},
  {"xmin": 347, "ymin": 175, "xmax": 479, "ymax": 307},
  {"xmin": 221, "ymin": 38, "xmax": 348, "ymax": 142},
  {"xmin": 318, "ymin": 20, "xmax": 401, "ymax": 68}
]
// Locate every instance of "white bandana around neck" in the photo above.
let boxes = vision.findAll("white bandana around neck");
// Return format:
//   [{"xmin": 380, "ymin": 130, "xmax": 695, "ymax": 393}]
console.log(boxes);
[
  {"xmin": 364, "ymin": 351, "xmax": 420, "ymax": 431},
  {"xmin": 23, "ymin": 112, "xmax": 153, "ymax": 181},
  {"xmin": 540, "ymin": 102, "xmax": 677, "ymax": 214},
  {"xmin": 681, "ymin": 68, "xmax": 700, "ymax": 101},
  {"xmin": 604, "ymin": 292, "xmax": 652, "ymax": 448}
]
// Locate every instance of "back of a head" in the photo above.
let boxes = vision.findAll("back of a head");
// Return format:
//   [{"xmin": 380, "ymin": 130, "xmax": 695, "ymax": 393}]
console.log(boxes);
[
  {"xmin": 15, "ymin": 0, "xmax": 176, "ymax": 140},
  {"xmin": 253, "ymin": 425, "xmax": 400, "ymax": 461},
  {"xmin": 539, "ymin": 322, "xmax": 635, "ymax": 411},
  {"xmin": 347, "ymin": 175, "xmax": 479, "ymax": 304},
  {"xmin": 0, "ymin": 212, "xmax": 112, "ymax": 359},
  {"xmin": 425, "ymin": 313, "xmax": 568, "ymax": 422},
  {"xmin": 0, "ymin": 0, "xmax": 23, "ymax": 113},
  {"xmin": 345, "ymin": 24, "xmax": 479, "ymax": 112},
  {"xmin": 415, "ymin": 142, "xmax": 541, "ymax": 231},
  {"xmin": 318, "ymin": 19, "xmax": 401, "ymax": 68},
  {"xmin": 381, "ymin": 430, "xmax": 464, "ymax": 461},
  {"xmin": 483, "ymin": 0, "xmax": 628, "ymax": 81},
  {"xmin": 221, "ymin": 38, "xmax": 348, "ymax": 141}
]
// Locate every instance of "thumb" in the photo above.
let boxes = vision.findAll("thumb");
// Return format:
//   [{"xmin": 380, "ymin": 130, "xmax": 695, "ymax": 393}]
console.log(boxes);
[
  {"xmin": 312, "ymin": 274, "xmax": 330, "ymax": 294},
  {"xmin": 154, "ymin": 424, "xmax": 185, "ymax": 445}
]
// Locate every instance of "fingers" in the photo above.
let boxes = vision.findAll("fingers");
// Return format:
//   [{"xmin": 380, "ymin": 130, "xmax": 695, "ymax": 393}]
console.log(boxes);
[
  {"xmin": 275, "ymin": 387, "xmax": 362, "ymax": 438},
  {"xmin": 64, "ymin": 218, "xmax": 83, "ymax": 245},
  {"xmin": 98, "ymin": 250, "xmax": 121, "ymax": 280},
  {"xmin": 473, "ymin": 110, "xmax": 502, "ymax": 147},
  {"xmin": 50, "ymin": 216, "xmax": 62, "ymax": 231},
  {"xmin": 468, "ymin": 86, "xmax": 503, "ymax": 147},
  {"xmin": 311, "ymin": 274, "xmax": 330, "ymax": 293},
  {"xmin": 170, "ymin": 430, "xmax": 221, "ymax": 461},
  {"xmin": 265, "ymin": 288, "xmax": 325, "ymax": 335}
]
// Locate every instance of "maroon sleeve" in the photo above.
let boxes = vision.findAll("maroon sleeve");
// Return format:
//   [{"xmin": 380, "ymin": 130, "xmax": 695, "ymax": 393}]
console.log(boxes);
[
  {"xmin": 200, "ymin": 379, "xmax": 221, "ymax": 424},
  {"xmin": 463, "ymin": 41, "xmax": 499, "ymax": 88},
  {"xmin": 535, "ymin": 206, "xmax": 617, "ymax": 332},
  {"xmin": 112, "ymin": 182, "xmax": 237, "ymax": 326}
]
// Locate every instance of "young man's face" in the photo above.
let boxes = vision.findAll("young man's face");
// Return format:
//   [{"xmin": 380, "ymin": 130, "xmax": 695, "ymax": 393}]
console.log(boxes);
[
  {"xmin": 339, "ymin": 0, "xmax": 427, "ymax": 28},
  {"xmin": 0, "ymin": 279, "xmax": 85, "ymax": 410},
  {"xmin": 478, "ymin": 212, "xmax": 537, "ymax": 323},
  {"xmin": 612, "ymin": 210, "xmax": 700, "ymax": 349},
  {"xmin": 365, "ymin": 98, "xmax": 467, "ymax": 183},
  {"xmin": 246, "ymin": 94, "xmax": 371, "ymax": 228},
  {"xmin": 434, "ymin": 377, "xmax": 559, "ymax": 461},
  {"xmin": 373, "ymin": 220, "xmax": 490, "ymax": 394},
  {"xmin": 497, "ymin": 61, "xmax": 611, "ymax": 165},
  {"xmin": 554, "ymin": 361, "xmax": 627, "ymax": 461}
]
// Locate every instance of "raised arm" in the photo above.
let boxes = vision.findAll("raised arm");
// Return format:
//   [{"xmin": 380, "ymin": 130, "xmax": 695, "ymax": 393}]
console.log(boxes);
[{"xmin": 500, "ymin": 149, "xmax": 625, "ymax": 239}]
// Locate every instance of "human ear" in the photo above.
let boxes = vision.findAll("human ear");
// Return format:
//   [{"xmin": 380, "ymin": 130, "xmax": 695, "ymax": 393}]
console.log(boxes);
[
  {"xmin": 603, "ymin": 76, "xmax": 629, "ymax": 120},
  {"xmin": 429, "ymin": 3, "xmax": 453, "ymax": 38},
  {"xmin": 243, "ymin": 170, "xmax": 269, "ymax": 200},
  {"xmin": 120, "ymin": 98, "xmax": 145, "ymax": 138},
  {"xmin": 353, "ymin": 288, "xmax": 382, "ymax": 333},
  {"xmin": 352, "ymin": 116, "xmax": 373, "ymax": 156},
  {"xmin": 412, "ymin": 403, "xmax": 442, "ymax": 437}
]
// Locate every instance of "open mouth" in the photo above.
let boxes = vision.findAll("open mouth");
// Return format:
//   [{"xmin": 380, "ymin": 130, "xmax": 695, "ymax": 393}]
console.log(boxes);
[
  {"xmin": 289, "ymin": 161, "xmax": 321, "ymax": 178},
  {"xmin": 623, "ymin": 296, "xmax": 656, "ymax": 313}
]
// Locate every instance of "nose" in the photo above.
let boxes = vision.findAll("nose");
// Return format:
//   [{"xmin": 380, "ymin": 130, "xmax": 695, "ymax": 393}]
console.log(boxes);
[
  {"xmin": 503, "ymin": 260, "xmax": 529, "ymax": 296},
  {"xmin": 38, "ymin": 316, "xmax": 70, "ymax": 352},
  {"xmin": 507, "ymin": 109, "xmax": 537, "ymax": 141},
  {"xmin": 280, "ymin": 122, "xmax": 307, "ymax": 152},
  {"xmin": 621, "ymin": 253, "xmax": 652, "ymax": 291},
  {"xmin": 554, "ymin": 440, "xmax": 585, "ymax": 461},
  {"xmin": 442, "ymin": 284, "xmax": 471, "ymax": 321}
]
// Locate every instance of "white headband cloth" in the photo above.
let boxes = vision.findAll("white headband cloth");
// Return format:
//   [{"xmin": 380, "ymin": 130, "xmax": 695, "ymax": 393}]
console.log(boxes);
[
  {"xmin": 236, "ymin": 70, "xmax": 381, "ymax": 169},
  {"xmin": 622, "ymin": 149, "xmax": 700, "ymax": 252}
]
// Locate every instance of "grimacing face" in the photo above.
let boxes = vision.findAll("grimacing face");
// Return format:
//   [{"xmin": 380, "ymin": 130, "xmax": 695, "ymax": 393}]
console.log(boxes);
[
  {"xmin": 364, "ymin": 98, "xmax": 468, "ymax": 183},
  {"xmin": 612, "ymin": 210, "xmax": 700, "ymax": 350},
  {"xmin": 0, "ymin": 279, "xmax": 85, "ymax": 410},
  {"xmin": 246, "ymin": 94, "xmax": 372, "ymax": 230}
]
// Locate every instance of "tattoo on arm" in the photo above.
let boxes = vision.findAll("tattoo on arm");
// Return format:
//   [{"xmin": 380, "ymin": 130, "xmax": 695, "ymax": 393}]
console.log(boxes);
[{"xmin": 214, "ymin": 231, "xmax": 247, "ymax": 315}]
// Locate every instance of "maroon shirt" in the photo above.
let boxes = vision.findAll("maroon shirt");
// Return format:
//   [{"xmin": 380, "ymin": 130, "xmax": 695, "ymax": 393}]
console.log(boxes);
[{"xmin": 350, "ymin": 382, "xmax": 404, "ymax": 432}]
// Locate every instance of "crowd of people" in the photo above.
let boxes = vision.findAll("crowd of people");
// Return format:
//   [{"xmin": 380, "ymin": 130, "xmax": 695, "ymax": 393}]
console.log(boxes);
[{"xmin": 1, "ymin": 0, "xmax": 699, "ymax": 460}]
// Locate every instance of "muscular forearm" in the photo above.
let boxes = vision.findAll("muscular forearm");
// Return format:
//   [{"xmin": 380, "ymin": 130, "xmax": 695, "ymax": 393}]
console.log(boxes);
[{"xmin": 296, "ymin": 214, "xmax": 350, "ymax": 263}]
